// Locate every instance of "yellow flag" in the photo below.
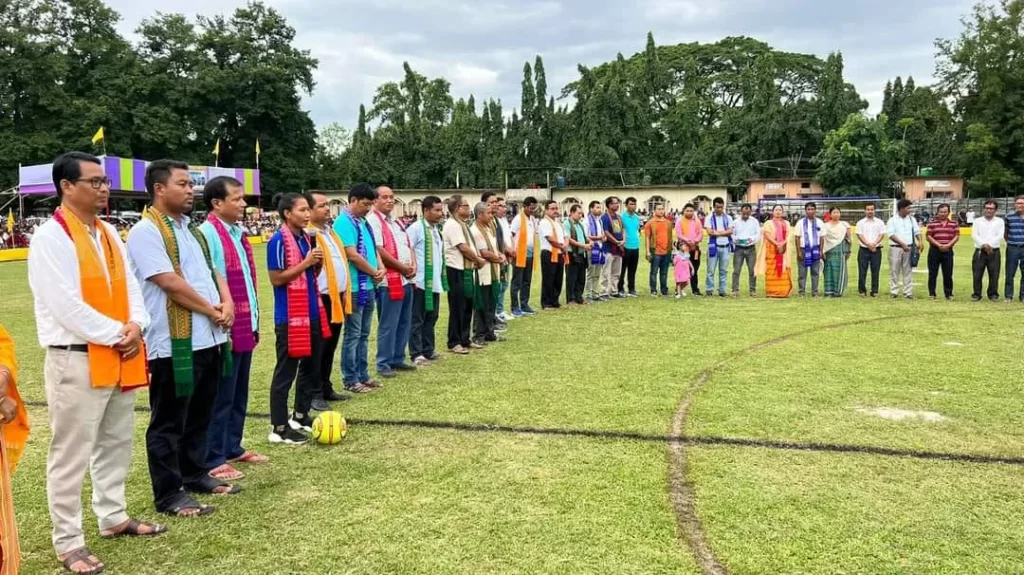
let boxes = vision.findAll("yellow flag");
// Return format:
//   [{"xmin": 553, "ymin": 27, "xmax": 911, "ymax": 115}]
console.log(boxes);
[
  {"xmin": 255, "ymin": 139, "xmax": 261, "ymax": 156},
  {"xmin": 6, "ymin": 210, "xmax": 13, "ymax": 234},
  {"xmin": 213, "ymin": 138, "xmax": 221, "ymax": 156},
  {"xmin": 91, "ymin": 127, "xmax": 104, "ymax": 144}
]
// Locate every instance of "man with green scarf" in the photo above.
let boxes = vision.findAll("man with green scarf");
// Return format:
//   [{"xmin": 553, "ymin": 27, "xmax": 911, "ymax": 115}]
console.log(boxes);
[
  {"xmin": 406, "ymin": 196, "xmax": 446, "ymax": 366},
  {"xmin": 471, "ymin": 202, "xmax": 505, "ymax": 345}
]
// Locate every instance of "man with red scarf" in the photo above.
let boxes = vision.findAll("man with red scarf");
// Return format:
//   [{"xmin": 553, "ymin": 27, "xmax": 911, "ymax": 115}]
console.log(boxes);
[{"xmin": 367, "ymin": 186, "xmax": 417, "ymax": 379}]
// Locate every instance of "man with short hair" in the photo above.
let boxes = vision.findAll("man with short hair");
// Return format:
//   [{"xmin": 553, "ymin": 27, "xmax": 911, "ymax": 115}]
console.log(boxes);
[
  {"xmin": 887, "ymin": 198, "xmax": 922, "ymax": 299},
  {"xmin": 32, "ymin": 152, "xmax": 163, "ymax": 574},
  {"xmin": 1003, "ymin": 195, "xmax": 1024, "ymax": 303},
  {"xmin": 443, "ymin": 195, "xmax": 487, "ymax": 353},
  {"xmin": 334, "ymin": 184, "xmax": 386, "ymax": 391},
  {"xmin": 855, "ymin": 204, "xmax": 886, "ymax": 297},
  {"xmin": 307, "ymin": 192, "xmax": 351, "ymax": 406},
  {"xmin": 617, "ymin": 197, "xmax": 641, "ymax": 297},
  {"xmin": 795, "ymin": 202, "xmax": 825, "ymax": 297},
  {"xmin": 601, "ymin": 196, "xmax": 626, "ymax": 298},
  {"xmin": 493, "ymin": 196, "xmax": 515, "ymax": 321},
  {"xmin": 509, "ymin": 197, "xmax": 538, "ymax": 316},
  {"xmin": 563, "ymin": 204, "xmax": 591, "ymax": 305},
  {"xmin": 970, "ymin": 200, "xmax": 1004, "ymax": 302},
  {"xmin": 644, "ymin": 204, "xmax": 673, "ymax": 297},
  {"xmin": 470, "ymin": 202, "xmax": 505, "ymax": 344},
  {"xmin": 539, "ymin": 200, "xmax": 567, "ymax": 309},
  {"xmin": 128, "ymin": 159, "xmax": 239, "ymax": 517},
  {"xmin": 368, "ymin": 186, "xmax": 417, "ymax": 379},
  {"xmin": 925, "ymin": 203, "xmax": 959, "ymax": 300},
  {"xmin": 584, "ymin": 201, "xmax": 605, "ymax": 302},
  {"xmin": 199, "ymin": 176, "xmax": 265, "ymax": 479},
  {"xmin": 703, "ymin": 197, "xmax": 734, "ymax": 297},
  {"xmin": 731, "ymin": 203, "xmax": 760, "ymax": 297},
  {"xmin": 407, "ymin": 196, "xmax": 446, "ymax": 366},
  {"xmin": 675, "ymin": 204, "xmax": 704, "ymax": 296}
]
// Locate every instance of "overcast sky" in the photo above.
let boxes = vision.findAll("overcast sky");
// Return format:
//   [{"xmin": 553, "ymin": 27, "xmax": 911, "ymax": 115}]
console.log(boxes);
[{"xmin": 104, "ymin": 0, "xmax": 976, "ymax": 130}]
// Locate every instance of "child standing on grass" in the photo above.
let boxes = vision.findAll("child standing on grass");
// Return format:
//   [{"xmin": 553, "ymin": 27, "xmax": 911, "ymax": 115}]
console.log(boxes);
[{"xmin": 673, "ymin": 240, "xmax": 694, "ymax": 298}]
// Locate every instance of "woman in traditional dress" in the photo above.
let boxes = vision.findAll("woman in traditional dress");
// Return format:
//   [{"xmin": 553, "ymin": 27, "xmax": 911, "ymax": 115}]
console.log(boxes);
[
  {"xmin": 755, "ymin": 205, "xmax": 795, "ymax": 298},
  {"xmin": 822, "ymin": 207, "xmax": 852, "ymax": 297},
  {"xmin": 0, "ymin": 323, "xmax": 29, "ymax": 575}
]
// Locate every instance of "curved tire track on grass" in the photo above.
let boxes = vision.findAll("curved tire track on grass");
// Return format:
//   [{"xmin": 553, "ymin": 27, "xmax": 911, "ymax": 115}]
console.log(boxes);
[{"xmin": 667, "ymin": 312, "xmax": 926, "ymax": 575}]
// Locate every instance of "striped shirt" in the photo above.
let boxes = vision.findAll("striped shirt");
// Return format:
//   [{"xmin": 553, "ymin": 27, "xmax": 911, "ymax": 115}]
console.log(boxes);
[
  {"xmin": 1006, "ymin": 213, "xmax": 1024, "ymax": 245},
  {"xmin": 926, "ymin": 218, "xmax": 959, "ymax": 246}
]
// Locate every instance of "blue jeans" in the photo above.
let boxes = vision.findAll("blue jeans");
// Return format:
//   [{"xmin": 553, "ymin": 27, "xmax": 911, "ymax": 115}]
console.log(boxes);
[
  {"xmin": 204, "ymin": 349, "xmax": 252, "ymax": 469},
  {"xmin": 705, "ymin": 245, "xmax": 732, "ymax": 294},
  {"xmin": 342, "ymin": 298, "xmax": 375, "ymax": 385},
  {"xmin": 1005, "ymin": 244, "xmax": 1024, "ymax": 300},
  {"xmin": 376, "ymin": 284, "xmax": 413, "ymax": 371},
  {"xmin": 649, "ymin": 254, "xmax": 670, "ymax": 294},
  {"xmin": 496, "ymin": 265, "xmax": 510, "ymax": 315}
]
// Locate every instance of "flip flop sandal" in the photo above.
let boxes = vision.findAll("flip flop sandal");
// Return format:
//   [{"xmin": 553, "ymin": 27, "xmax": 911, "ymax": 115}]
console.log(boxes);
[
  {"xmin": 188, "ymin": 476, "xmax": 244, "ymax": 496},
  {"xmin": 163, "ymin": 498, "xmax": 216, "ymax": 518},
  {"xmin": 209, "ymin": 464, "xmax": 245, "ymax": 481},
  {"xmin": 345, "ymin": 383, "xmax": 373, "ymax": 393},
  {"xmin": 229, "ymin": 451, "xmax": 269, "ymax": 464},
  {"xmin": 61, "ymin": 547, "xmax": 105, "ymax": 574},
  {"xmin": 100, "ymin": 518, "xmax": 168, "ymax": 539}
]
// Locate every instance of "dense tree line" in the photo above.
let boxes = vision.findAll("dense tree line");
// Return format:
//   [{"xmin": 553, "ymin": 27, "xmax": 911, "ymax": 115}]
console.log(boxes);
[{"xmin": 2, "ymin": 0, "xmax": 1022, "ymax": 201}]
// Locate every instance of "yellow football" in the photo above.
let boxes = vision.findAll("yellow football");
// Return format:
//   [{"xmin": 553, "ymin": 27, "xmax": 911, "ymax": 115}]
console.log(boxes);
[{"xmin": 311, "ymin": 411, "xmax": 347, "ymax": 445}]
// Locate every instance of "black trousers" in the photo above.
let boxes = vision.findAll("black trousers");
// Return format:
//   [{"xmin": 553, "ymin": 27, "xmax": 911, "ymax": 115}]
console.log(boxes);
[
  {"xmin": 618, "ymin": 248, "xmax": 640, "ymax": 293},
  {"xmin": 270, "ymin": 324, "xmax": 322, "ymax": 428},
  {"xmin": 972, "ymin": 248, "xmax": 1001, "ymax": 299},
  {"xmin": 566, "ymin": 257, "xmax": 587, "ymax": 304},
  {"xmin": 690, "ymin": 249, "xmax": 703, "ymax": 294},
  {"xmin": 540, "ymin": 250, "xmax": 564, "ymax": 308},
  {"xmin": 446, "ymin": 267, "xmax": 473, "ymax": 348},
  {"xmin": 319, "ymin": 294, "xmax": 343, "ymax": 399},
  {"xmin": 857, "ymin": 247, "xmax": 882, "ymax": 295},
  {"xmin": 927, "ymin": 249, "xmax": 954, "ymax": 298},
  {"xmin": 410, "ymin": 288, "xmax": 440, "ymax": 359},
  {"xmin": 510, "ymin": 258, "xmax": 534, "ymax": 311},
  {"xmin": 147, "ymin": 346, "xmax": 221, "ymax": 511},
  {"xmin": 472, "ymin": 285, "xmax": 497, "ymax": 342}
]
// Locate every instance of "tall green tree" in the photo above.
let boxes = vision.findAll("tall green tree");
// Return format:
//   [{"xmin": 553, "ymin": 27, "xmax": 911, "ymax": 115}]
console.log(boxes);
[{"xmin": 815, "ymin": 114, "xmax": 900, "ymax": 197}]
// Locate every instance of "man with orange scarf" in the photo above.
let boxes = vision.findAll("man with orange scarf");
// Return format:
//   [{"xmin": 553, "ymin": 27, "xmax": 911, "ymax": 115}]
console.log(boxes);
[
  {"xmin": 30, "ymin": 152, "xmax": 165, "ymax": 575},
  {"xmin": 1, "ymin": 324, "xmax": 28, "ymax": 575},
  {"xmin": 509, "ymin": 196, "xmax": 539, "ymax": 317},
  {"xmin": 308, "ymin": 192, "xmax": 352, "ymax": 408}
]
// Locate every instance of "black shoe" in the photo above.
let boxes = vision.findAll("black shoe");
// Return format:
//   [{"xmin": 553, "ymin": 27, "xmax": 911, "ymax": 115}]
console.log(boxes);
[
  {"xmin": 391, "ymin": 363, "xmax": 416, "ymax": 372},
  {"xmin": 378, "ymin": 370, "xmax": 398, "ymax": 379},
  {"xmin": 324, "ymin": 391, "xmax": 350, "ymax": 402},
  {"xmin": 269, "ymin": 426, "xmax": 308, "ymax": 445},
  {"xmin": 971, "ymin": 295, "xmax": 982, "ymax": 302},
  {"xmin": 310, "ymin": 399, "xmax": 331, "ymax": 412},
  {"xmin": 692, "ymin": 288, "xmax": 702, "ymax": 296},
  {"xmin": 427, "ymin": 352, "xmax": 443, "ymax": 361},
  {"xmin": 989, "ymin": 296, "xmax": 1001, "ymax": 302}
]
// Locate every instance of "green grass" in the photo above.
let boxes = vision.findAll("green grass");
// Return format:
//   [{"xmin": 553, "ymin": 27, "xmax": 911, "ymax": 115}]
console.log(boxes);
[{"xmin": 2, "ymin": 242, "xmax": 1022, "ymax": 574}]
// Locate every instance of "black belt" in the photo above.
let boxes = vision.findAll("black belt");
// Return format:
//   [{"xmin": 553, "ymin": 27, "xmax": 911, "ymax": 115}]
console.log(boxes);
[{"xmin": 49, "ymin": 344, "xmax": 88, "ymax": 353}]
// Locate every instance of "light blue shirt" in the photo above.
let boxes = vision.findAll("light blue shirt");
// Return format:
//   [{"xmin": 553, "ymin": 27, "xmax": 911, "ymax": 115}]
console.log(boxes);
[
  {"xmin": 732, "ymin": 216, "xmax": 761, "ymax": 247},
  {"xmin": 407, "ymin": 220, "xmax": 445, "ymax": 293},
  {"xmin": 705, "ymin": 213, "xmax": 734, "ymax": 247},
  {"xmin": 333, "ymin": 211, "xmax": 378, "ymax": 283},
  {"xmin": 622, "ymin": 212, "xmax": 641, "ymax": 250},
  {"xmin": 886, "ymin": 215, "xmax": 921, "ymax": 246},
  {"xmin": 199, "ymin": 217, "xmax": 259, "ymax": 330},
  {"xmin": 128, "ymin": 215, "xmax": 226, "ymax": 360}
]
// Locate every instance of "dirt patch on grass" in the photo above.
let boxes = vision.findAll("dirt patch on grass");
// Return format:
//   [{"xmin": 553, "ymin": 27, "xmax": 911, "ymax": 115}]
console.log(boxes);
[{"xmin": 855, "ymin": 407, "xmax": 948, "ymax": 422}]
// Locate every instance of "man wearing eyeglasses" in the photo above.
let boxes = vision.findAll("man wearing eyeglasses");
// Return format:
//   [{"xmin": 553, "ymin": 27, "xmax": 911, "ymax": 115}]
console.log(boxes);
[
  {"xmin": 127, "ymin": 159, "xmax": 239, "ymax": 518},
  {"xmin": 29, "ymin": 152, "xmax": 164, "ymax": 575}
]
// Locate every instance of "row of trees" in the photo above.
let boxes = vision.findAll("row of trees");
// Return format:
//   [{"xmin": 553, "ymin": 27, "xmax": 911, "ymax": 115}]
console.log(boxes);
[{"xmin": 2, "ymin": 0, "xmax": 1022, "ymax": 201}]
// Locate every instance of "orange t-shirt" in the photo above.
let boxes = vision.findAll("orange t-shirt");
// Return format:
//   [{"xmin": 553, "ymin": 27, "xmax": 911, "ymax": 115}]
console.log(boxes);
[{"xmin": 645, "ymin": 218, "xmax": 673, "ymax": 256}]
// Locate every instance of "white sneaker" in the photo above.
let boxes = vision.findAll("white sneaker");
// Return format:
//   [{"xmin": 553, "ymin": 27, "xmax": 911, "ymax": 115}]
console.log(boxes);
[
  {"xmin": 503, "ymin": 312, "xmax": 516, "ymax": 321},
  {"xmin": 675, "ymin": 293, "xmax": 682, "ymax": 299}
]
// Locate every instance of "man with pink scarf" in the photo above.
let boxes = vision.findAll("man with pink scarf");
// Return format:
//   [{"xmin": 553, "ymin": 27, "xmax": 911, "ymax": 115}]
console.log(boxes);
[{"xmin": 675, "ymin": 203, "xmax": 705, "ymax": 296}]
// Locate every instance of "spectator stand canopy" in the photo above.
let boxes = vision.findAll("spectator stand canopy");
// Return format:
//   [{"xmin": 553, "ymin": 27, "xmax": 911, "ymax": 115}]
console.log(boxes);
[{"xmin": 18, "ymin": 156, "xmax": 261, "ymax": 198}]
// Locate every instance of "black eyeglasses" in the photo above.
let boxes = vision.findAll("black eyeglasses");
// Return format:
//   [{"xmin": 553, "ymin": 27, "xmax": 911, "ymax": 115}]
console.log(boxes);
[{"xmin": 71, "ymin": 177, "xmax": 113, "ymax": 190}]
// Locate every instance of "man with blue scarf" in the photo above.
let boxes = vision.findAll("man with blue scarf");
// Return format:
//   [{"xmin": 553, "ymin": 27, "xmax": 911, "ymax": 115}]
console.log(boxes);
[
  {"xmin": 584, "ymin": 201, "xmax": 605, "ymax": 302},
  {"xmin": 795, "ymin": 202, "xmax": 826, "ymax": 297},
  {"xmin": 703, "ymin": 197, "xmax": 734, "ymax": 297}
]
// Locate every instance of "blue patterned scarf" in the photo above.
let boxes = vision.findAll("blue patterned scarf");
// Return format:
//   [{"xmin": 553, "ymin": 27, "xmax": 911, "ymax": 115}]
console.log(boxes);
[
  {"xmin": 345, "ymin": 211, "xmax": 375, "ymax": 306},
  {"xmin": 802, "ymin": 217, "xmax": 821, "ymax": 267},
  {"xmin": 707, "ymin": 214, "xmax": 733, "ymax": 259},
  {"xmin": 588, "ymin": 214, "xmax": 606, "ymax": 265}
]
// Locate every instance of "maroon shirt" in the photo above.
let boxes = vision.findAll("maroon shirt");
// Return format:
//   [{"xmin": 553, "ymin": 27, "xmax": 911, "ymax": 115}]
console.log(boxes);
[{"xmin": 927, "ymin": 218, "xmax": 959, "ymax": 247}]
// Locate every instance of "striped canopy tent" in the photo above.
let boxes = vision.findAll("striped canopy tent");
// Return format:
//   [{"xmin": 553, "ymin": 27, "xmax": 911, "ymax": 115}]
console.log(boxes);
[{"xmin": 18, "ymin": 156, "xmax": 261, "ymax": 197}]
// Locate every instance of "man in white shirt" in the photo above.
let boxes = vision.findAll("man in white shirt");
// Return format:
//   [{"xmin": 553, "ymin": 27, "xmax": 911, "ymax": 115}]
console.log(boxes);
[
  {"xmin": 127, "ymin": 159, "xmax": 239, "ymax": 517},
  {"xmin": 407, "ymin": 195, "xmax": 446, "ymax": 365},
  {"xmin": 509, "ymin": 196, "xmax": 539, "ymax": 316},
  {"xmin": 493, "ymin": 197, "xmax": 515, "ymax": 322},
  {"xmin": 855, "ymin": 204, "xmax": 887, "ymax": 297},
  {"xmin": 367, "ymin": 186, "xmax": 416, "ymax": 378},
  {"xmin": 885, "ymin": 199, "xmax": 922, "ymax": 298},
  {"xmin": 795, "ymin": 202, "xmax": 826, "ymax": 297},
  {"xmin": 539, "ymin": 200, "xmax": 567, "ymax": 309},
  {"xmin": 470, "ymin": 202, "xmax": 506, "ymax": 344},
  {"xmin": 970, "ymin": 200, "xmax": 1005, "ymax": 301},
  {"xmin": 730, "ymin": 203, "xmax": 761, "ymax": 297},
  {"xmin": 30, "ymin": 152, "xmax": 163, "ymax": 575},
  {"xmin": 307, "ymin": 192, "xmax": 351, "ymax": 408},
  {"xmin": 443, "ymin": 195, "xmax": 486, "ymax": 354},
  {"xmin": 584, "ymin": 201, "xmax": 605, "ymax": 302}
]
